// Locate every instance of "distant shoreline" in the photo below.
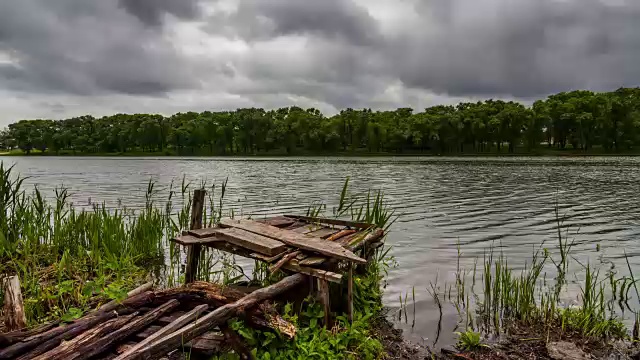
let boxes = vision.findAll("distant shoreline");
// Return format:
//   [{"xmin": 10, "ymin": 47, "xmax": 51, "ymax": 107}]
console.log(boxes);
[{"xmin": 2, "ymin": 149, "xmax": 640, "ymax": 158}]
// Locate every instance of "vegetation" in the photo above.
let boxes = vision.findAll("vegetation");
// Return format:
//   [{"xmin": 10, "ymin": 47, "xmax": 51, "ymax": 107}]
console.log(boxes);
[
  {"xmin": 3, "ymin": 88, "xmax": 640, "ymax": 156},
  {"xmin": 0, "ymin": 165, "xmax": 394, "ymax": 359}
]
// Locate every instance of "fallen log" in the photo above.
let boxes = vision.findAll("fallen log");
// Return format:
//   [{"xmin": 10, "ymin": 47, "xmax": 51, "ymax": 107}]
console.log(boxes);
[
  {"xmin": 31, "ymin": 314, "xmax": 137, "ymax": 360},
  {"xmin": 0, "ymin": 322, "xmax": 56, "ymax": 347},
  {"xmin": 0, "ymin": 291, "xmax": 155, "ymax": 360},
  {"xmin": 121, "ymin": 273, "xmax": 306, "ymax": 360},
  {"xmin": 3, "ymin": 311, "xmax": 117, "ymax": 360},
  {"xmin": 2, "ymin": 275, "xmax": 27, "ymax": 331},
  {"xmin": 65, "ymin": 300, "xmax": 180, "ymax": 360},
  {"xmin": 97, "ymin": 282, "xmax": 154, "ymax": 313}
]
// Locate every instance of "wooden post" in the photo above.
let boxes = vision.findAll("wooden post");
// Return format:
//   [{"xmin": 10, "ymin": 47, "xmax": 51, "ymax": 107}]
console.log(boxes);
[
  {"xmin": 185, "ymin": 189, "xmax": 206, "ymax": 284},
  {"xmin": 318, "ymin": 279, "xmax": 330, "ymax": 327},
  {"xmin": 347, "ymin": 262, "xmax": 354, "ymax": 323},
  {"xmin": 3, "ymin": 275, "xmax": 27, "ymax": 331}
]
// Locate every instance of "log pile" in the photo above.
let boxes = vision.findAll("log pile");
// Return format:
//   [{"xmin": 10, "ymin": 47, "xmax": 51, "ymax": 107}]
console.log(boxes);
[{"xmin": 0, "ymin": 278, "xmax": 303, "ymax": 360}]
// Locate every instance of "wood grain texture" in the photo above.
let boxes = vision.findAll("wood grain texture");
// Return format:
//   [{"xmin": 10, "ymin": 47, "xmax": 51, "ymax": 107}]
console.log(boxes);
[
  {"xmin": 213, "ymin": 227, "xmax": 288, "ymax": 256},
  {"xmin": 220, "ymin": 219, "xmax": 365, "ymax": 264},
  {"xmin": 2, "ymin": 275, "xmax": 26, "ymax": 331}
]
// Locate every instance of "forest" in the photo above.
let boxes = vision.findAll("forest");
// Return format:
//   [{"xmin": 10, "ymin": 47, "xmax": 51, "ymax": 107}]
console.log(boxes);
[{"xmin": 1, "ymin": 87, "xmax": 640, "ymax": 155}]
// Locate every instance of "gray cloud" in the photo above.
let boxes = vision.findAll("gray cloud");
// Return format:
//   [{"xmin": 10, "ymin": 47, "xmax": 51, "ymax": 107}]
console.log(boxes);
[
  {"xmin": 0, "ymin": 0, "xmax": 198, "ymax": 96},
  {"xmin": 119, "ymin": 0, "xmax": 201, "ymax": 26},
  {"xmin": 1, "ymin": 0, "xmax": 640, "ymax": 125}
]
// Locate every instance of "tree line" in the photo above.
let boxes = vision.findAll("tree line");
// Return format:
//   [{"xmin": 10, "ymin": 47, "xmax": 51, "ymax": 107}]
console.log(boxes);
[{"xmin": 2, "ymin": 88, "xmax": 640, "ymax": 155}]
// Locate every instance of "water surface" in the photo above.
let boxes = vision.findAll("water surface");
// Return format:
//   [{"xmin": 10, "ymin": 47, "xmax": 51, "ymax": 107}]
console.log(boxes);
[{"xmin": 6, "ymin": 156, "xmax": 640, "ymax": 347}]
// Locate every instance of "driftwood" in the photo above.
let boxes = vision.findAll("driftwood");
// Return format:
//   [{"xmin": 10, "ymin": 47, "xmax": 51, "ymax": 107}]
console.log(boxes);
[
  {"xmin": 2, "ymin": 275, "xmax": 27, "ymax": 331},
  {"xmin": 185, "ymin": 189, "xmax": 206, "ymax": 284},
  {"xmin": 121, "ymin": 273, "xmax": 306, "ymax": 360}
]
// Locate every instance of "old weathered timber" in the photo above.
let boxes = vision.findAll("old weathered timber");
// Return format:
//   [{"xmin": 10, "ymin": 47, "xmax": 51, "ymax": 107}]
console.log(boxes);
[
  {"xmin": 213, "ymin": 227, "xmax": 288, "ymax": 256},
  {"xmin": 30, "ymin": 314, "xmax": 137, "ymax": 360},
  {"xmin": 121, "ymin": 273, "xmax": 306, "ymax": 360},
  {"xmin": 64, "ymin": 300, "xmax": 180, "ymax": 360},
  {"xmin": 0, "ymin": 322, "xmax": 56, "ymax": 348},
  {"xmin": 219, "ymin": 219, "xmax": 366, "ymax": 264},
  {"xmin": 97, "ymin": 282, "xmax": 153, "ymax": 313},
  {"xmin": 305, "ymin": 227, "xmax": 341, "ymax": 239},
  {"xmin": 115, "ymin": 304, "xmax": 209, "ymax": 360},
  {"xmin": 2, "ymin": 275, "xmax": 26, "ymax": 331},
  {"xmin": 283, "ymin": 215, "xmax": 374, "ymax": 229},
  {"xmin": 269, "ymin": 250, "xmax": 301, "ymax": 274},
  {"xmin": 250, "ymin": 253, "xmax": 342, "ymax": 283},
  {"xmin": 348, "ymin": 263, "xmax": 354, "ymax": 323},
  {"xmin": 185, "ymin": 189, "xmax": 206, "ymax": 284},
  {"xmin": 318, "ymin": 279, "xmax": 330, "ymax": 327}
]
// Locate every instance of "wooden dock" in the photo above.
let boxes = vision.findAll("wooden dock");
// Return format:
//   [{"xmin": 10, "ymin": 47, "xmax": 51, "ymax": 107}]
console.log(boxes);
[{"xmin": 0, "ymin": 189, "xmax": 386, "ymax": 360}]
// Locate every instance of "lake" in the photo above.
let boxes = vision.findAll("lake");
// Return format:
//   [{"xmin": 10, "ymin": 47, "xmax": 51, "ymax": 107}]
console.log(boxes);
[{"xmin": 5, "ymin": 156, "xmax": 640, "ymax": 347}]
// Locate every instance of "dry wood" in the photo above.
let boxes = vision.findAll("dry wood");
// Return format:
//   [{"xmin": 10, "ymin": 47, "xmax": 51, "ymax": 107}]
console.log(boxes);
[
  {"xmin": 185, "ymin": 331, "xmax": 224, "ymax": 352},
  {"xmin": 97, "ymin": 282, "xmax": 154, "ymax": 313},
  {"xmin": 305, "ymin": 227, "xmax": 340, "ymax": 238},
  {"xmin": 326, "ymin": 229, "xmax": 357, "ymax": 242},
  {"xmin": 31, "ymin": 314, "xmax": 136, "ymax": 360},
  {"xmin": 2, "ymin": 275, "xmax": 26, "ymax": 331},
  {"xmin": 3, "ymin": 312, "xmax": 117, "ymax": 360},
  {"xmin": 121, "ymin": 273, "xmax": 306, "ymax": 360},
  {"xmin": 269, "ymin": 250, "xmax": 301, "ymax": 274},
  {"xmin": 221, "ymin": 326, "xmax": 254, "ymax": 360},
  {"xmin": 257, "ymin": 216, "xmax": 296, "ymax": 228},
  {"xmin": 185, "ymin": 189, "xmax": 206, "ymax": 284},
  {"xmin": 318, "ymin": 279, "xmax": 330, "ymax": 327},
  {"xmin": 213, "ymin": 227, "xmax": 288, "ymax": 256},
  {"xmin": 246, "ymin": 252, "xmax": 342, "ymax": 283},
  {"xmin": 66, "ymin": 300, "xmax": 180, "ymax": 360},
  {"xmin": 220, "ymin": 219, "xmax": 366, "ymax": 264},
  {"xmin": 283, "ymin": 215, "xmax": 374, "ymax": 229},
  {"xmin": 0, "ymin": 322, "xmax": 56, "ymax": 347},
  {"xmin": 348, "ymin": 263, "xmax": 354, "ymax": 322},
  {"xmin": 172, "ymin": 234, "xmax": 220, "ymax": 245},
  {"xmin": 116, "ymin": 304, "xmax": 209, "ymax": 360}
]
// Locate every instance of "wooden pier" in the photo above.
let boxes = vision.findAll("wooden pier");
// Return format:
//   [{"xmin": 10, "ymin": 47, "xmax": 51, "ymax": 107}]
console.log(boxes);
[{"xmin": 0, "ymin": 189, "xmax": 385, "ymax": 360}]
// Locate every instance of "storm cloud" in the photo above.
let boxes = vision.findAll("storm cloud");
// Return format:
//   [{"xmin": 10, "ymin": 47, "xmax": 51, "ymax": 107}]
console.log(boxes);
[{"xmin": 0, "ymin": 0, "xmax": 639, "ymax": 124}]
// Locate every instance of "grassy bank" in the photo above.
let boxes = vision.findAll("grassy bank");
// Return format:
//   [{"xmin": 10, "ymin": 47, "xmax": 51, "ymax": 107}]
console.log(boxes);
[{"xmin": 0, "ymin": 166, "xmax": 394, "ymax": 358}]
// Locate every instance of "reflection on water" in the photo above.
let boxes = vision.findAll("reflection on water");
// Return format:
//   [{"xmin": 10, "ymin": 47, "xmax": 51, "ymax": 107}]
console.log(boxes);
[{"xmin": 5, "ymin": 156, "xmax": 640, "ymax": 347}]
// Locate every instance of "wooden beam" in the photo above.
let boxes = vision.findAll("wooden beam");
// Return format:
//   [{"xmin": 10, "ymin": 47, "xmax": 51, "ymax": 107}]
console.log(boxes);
[
  {"xmin": 213, "ymin": 227, "xmax": 288, "ymax": 256},
  {"xmin": 121, "ymin": 274, "xmax": 307, "ymax": 360},
  {"xmin": 283, "ymin": 215, "xmax": 374, "ymax": 229},
  {"xmin": 347, "ymin": 263, "xmax": 354, "ymax": 323},
  {"xmin": 318, "ymin": 279, "xmax": 330, "ymax": 327},
  {"xmin": 97, "ymin": 282, "xmax": 153, "ymax": 313},
  {"xmin": 219, "ymin": 219, "xmax": 366, "ymax": 264},
  {"xmin": 185, "ymin": 189, "xmax": 206, "ymax": 284},
  {"xmin": 248, "ymin": 252, "xmax": 342, "ymax": 283},
  {"xmin": 2, "ymin": 275, "xmax": 26, "ymax": 331},
  {"xmin": 115, "ymin": 304, "xmax": 209, "ymax": 360}
]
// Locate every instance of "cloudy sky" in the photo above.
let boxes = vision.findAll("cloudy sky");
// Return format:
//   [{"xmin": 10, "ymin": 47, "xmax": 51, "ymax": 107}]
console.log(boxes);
[{"xmin": 0, "ymin": 0, "xmax": 638, "ymax": 126}]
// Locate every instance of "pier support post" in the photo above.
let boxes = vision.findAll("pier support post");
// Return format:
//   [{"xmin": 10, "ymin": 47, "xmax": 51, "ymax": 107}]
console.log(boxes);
[
  {"xmin": 347, "ymin": 262, "xmax": 354, "ymax": 323},
  {"xmin": 185, "ymin": 189, "xmax": 206, "ymax": 284},
  {"xmin": 318, "ymin": 279, "xmax": 331, "ymax": 327}
]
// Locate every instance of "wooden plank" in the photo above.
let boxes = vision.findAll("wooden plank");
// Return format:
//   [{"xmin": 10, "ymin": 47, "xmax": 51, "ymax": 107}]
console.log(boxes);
[
  {"xmin": 2, "ymin": 275, "xmax": 26, "ymax": 331},
  {"xmin": 97, "ymin": 282, "xmax": 153, "ymax": 314},
  {"xmin": 306, "ymin": 227, "xmax": 341, "ymax": 239},
  {"xmin": 172, "ymin": 234, "xmax": 221, "ymax": 246},
  {"xmin": 290, "ymin": 224, "xmax": 317, "ymax": 234},
  {"xmin": 284, "ymin": 215, "xmax": 374, "ymax": 229},
  {"xmin": 117, "ymin": 304, "xmax": 209, "ymax": 360},
  {"xmin": 187, "ymin": 228, "xmax": 219, "ymax": 238},
  {"xmin": 135, "ymin": 325, "xmax": 163, "ymax": 339},
  {"xmin": 185, "ymin": 331, "xmax": 224, "ymax": 352},
  {"xmin": 258, "ymin": 216, "xmax": 297, "ymax": 228},
  {"xmin": 220, "ymin": 219, "xmax": 366, "ymax": 264},
  {"xmin": 284, "ymin": 221, "xmax": 307, "ymax": 230},
  {"xmin": 326, "ymin": 229, "xmax": 357, "ymax": 242},
  {"xmin": 213, "ymin": 227, "xmax": 288, "ymax": 256},
  {"xmin": 245, "ymin": 252, "xmax": 342, "ymax": 283}
]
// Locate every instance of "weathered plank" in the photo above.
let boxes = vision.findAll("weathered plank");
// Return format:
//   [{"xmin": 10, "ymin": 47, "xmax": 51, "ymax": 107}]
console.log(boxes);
[
  {"xmin": 318, "ymin": 279, "xmax": 330, "ymax": 327},
  {"xmin": 185, "ymin": 331, "xmax": 224, "ymax": 352},
  {"xmin": 213, "ymin": 227, "xmax": 288, "ymax": 256},
  {"xmin": 97, "ymin": 282, "xmax": 153, "ymax": 314},
  {"xmin": 326, "ymin": 229, "xmax": 357, "ymax": 242},
  {"xmin": 257, "ymin": 216, "xmax": 297, "ymax": 228},
  {"xmin": 185, "ymin": 189, "xmax": 206, "ymax": 284},
  {"xmin": 2, "ymin": 275, "xmax": 26, "ymax": 331},
  {"xmin": 248, "ymin": 253, "xmax": 342, "ymax": 283},
  {"xmin": 186, "ymin": 228, "xmax": 219, "ymax": 238},
  {"xmin": 305, "ymin": 227, "xmax": 341, "ymax": 239},
  {"xmin": 172, "ymin": 234, "xmax": 220, "ymax": 246},
  {"xmin": 347, "ymin": 263, "xmax": 354, "ymax": 323},
  {"xmin": 116, "ymin": 304, "xmax": 209, "ymax": 360},
  {"xmin": 284, "ymin": 215, "xmax": 374, "ymax": 229},
  {"xmin": 220, "ymin": 219, "xmax": 366, "ymax": 264}
]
